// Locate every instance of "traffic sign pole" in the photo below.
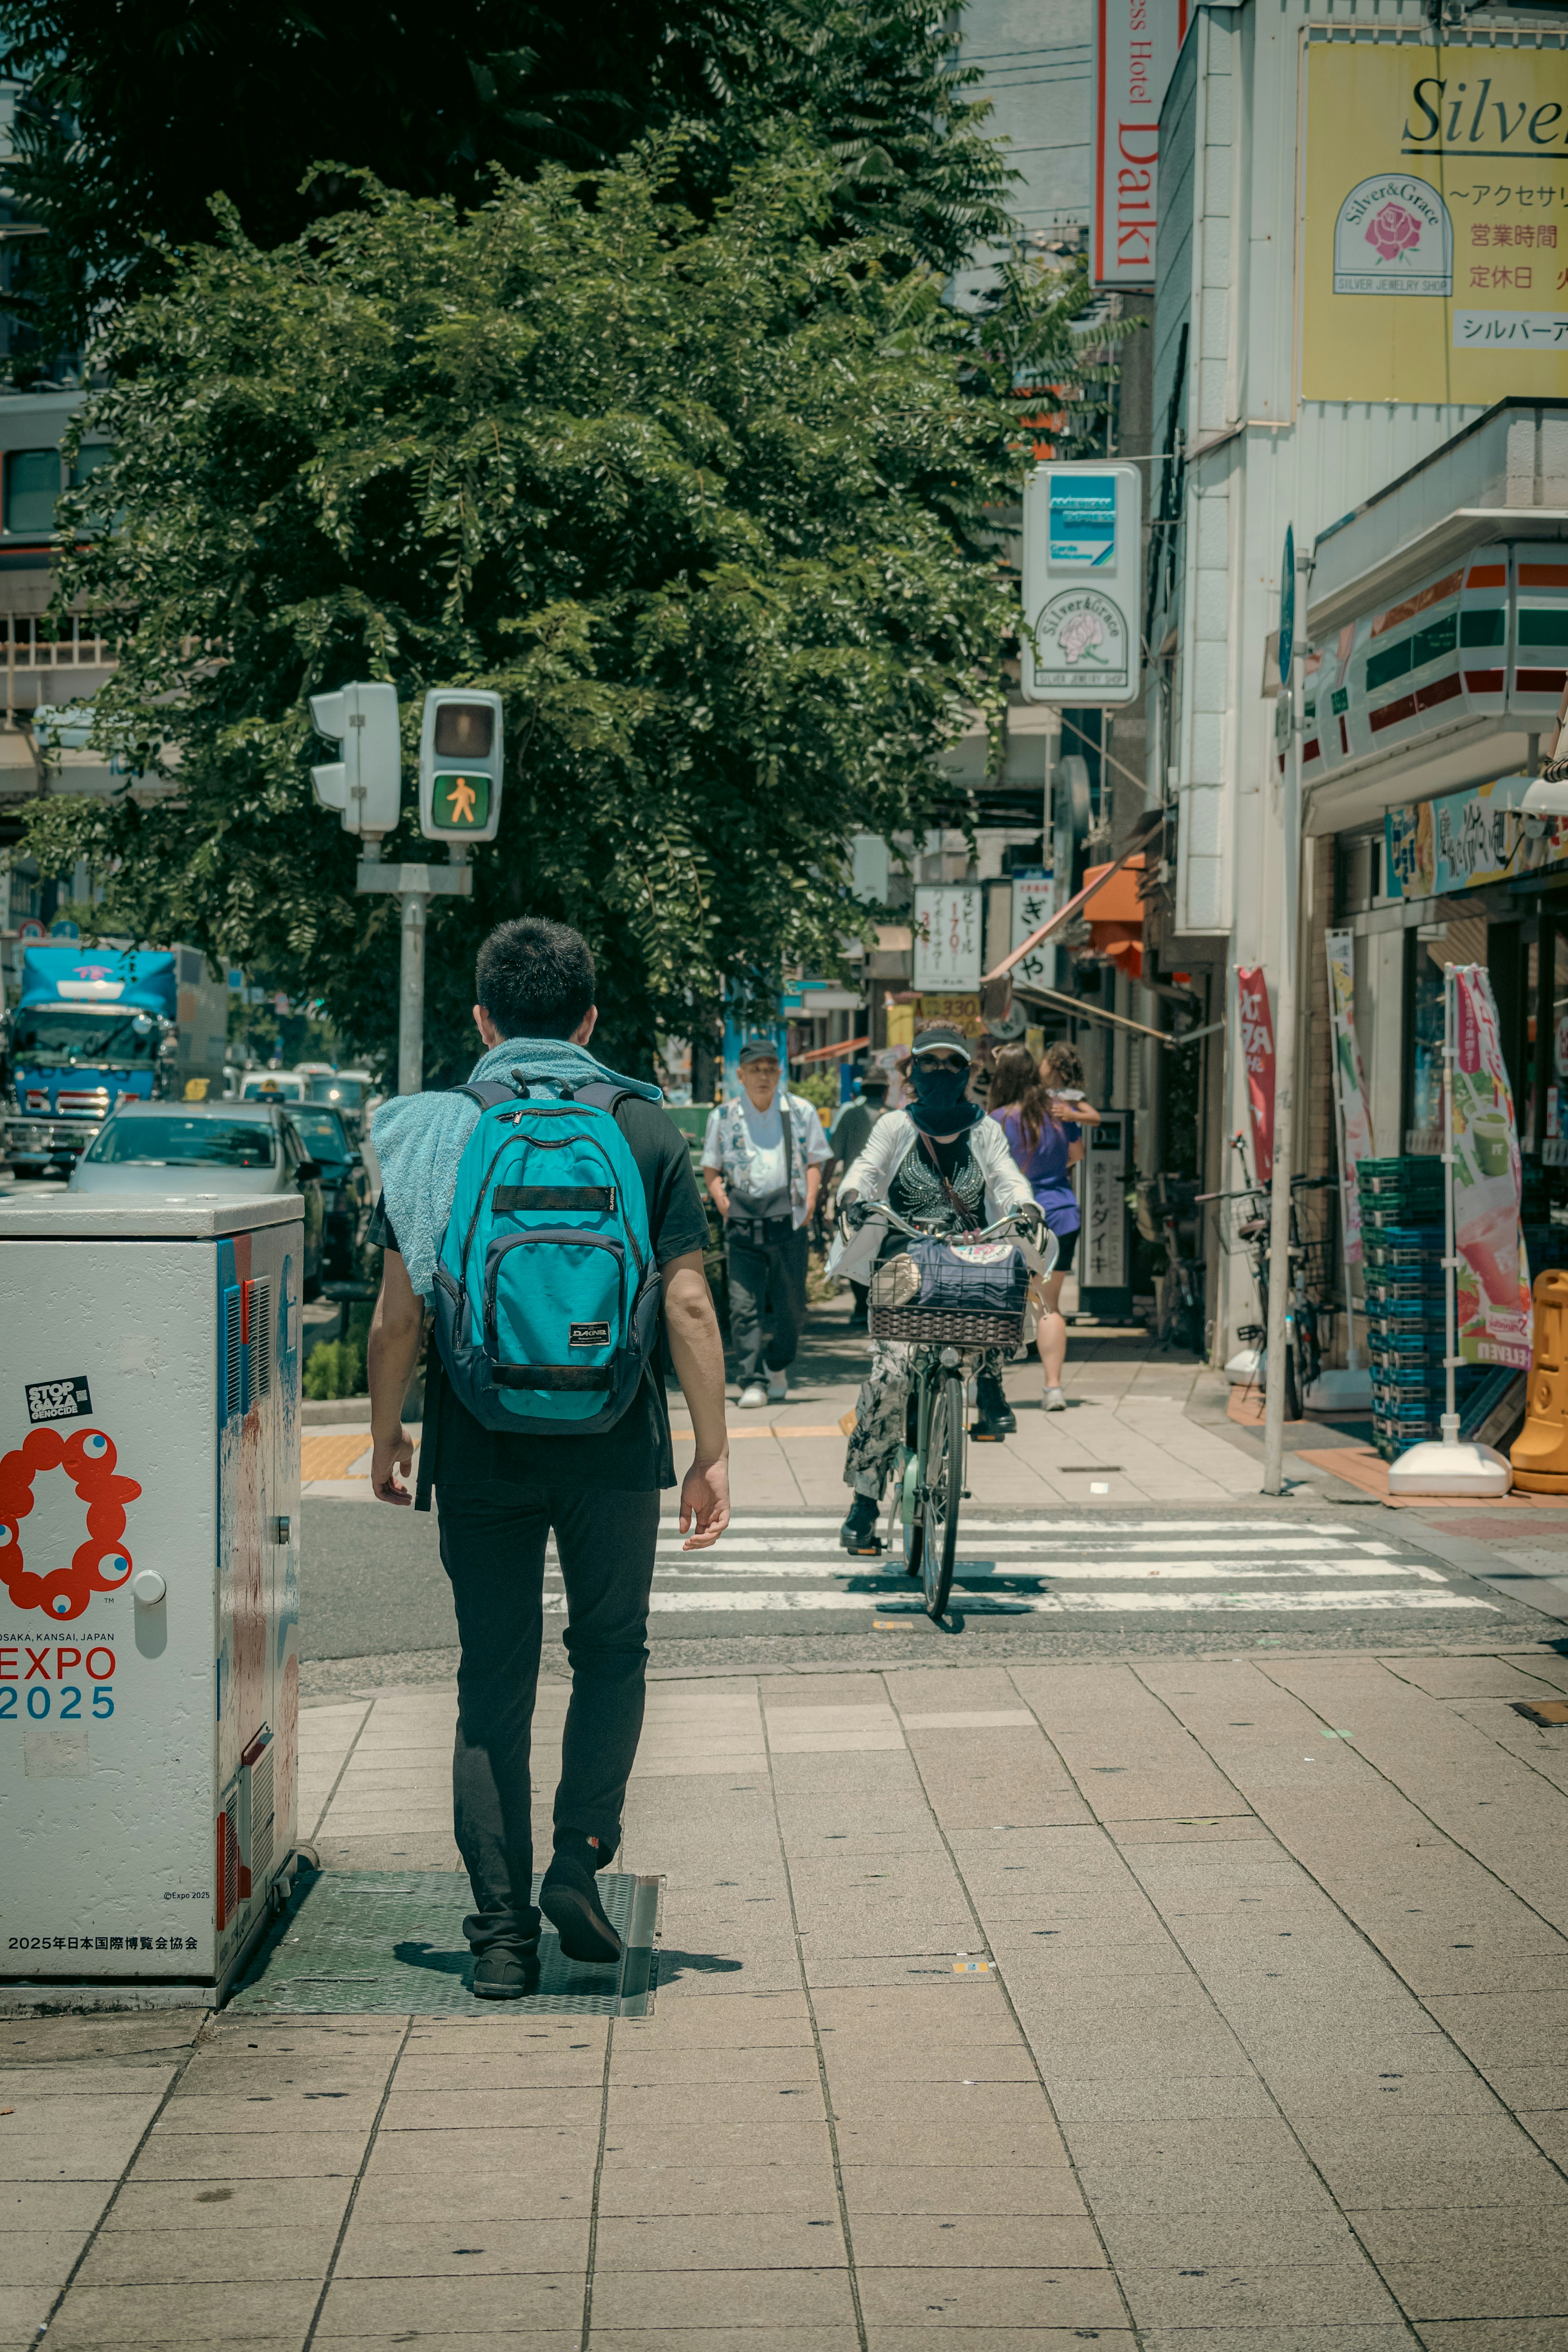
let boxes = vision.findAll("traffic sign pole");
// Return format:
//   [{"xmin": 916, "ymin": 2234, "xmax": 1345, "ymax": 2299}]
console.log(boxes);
[
  {"xmin": 356, "ymin": 855, "xmax": 472, "ymax": 1094},
  {"xmin": 1263, "ymin": 528, "xmax": 1303, "ymax": 1498}
]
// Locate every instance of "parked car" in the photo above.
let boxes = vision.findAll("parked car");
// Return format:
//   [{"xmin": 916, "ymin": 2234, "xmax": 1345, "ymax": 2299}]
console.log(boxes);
[
  {"xmin": 287, "ymin": 1104, "xmax": 368, "ymax": 1280},
  {"xmin": 68, "ymin": 1101, "xmax": 326, "ymax": 1296}
]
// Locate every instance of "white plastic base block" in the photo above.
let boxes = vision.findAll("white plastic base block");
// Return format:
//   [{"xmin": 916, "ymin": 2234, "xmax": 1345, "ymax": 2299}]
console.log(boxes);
[
  {"xmin": 1387, "ymin": 1437, "xmax": 1512, "ymax": 1498},
  {"xmin": 1225, "ymin": 1346, "xmax": 1261, "ymax": 1386},
  {"xmin": 1304, "ymin": 1366, "xmax": 1373, "ymax": 1411}
]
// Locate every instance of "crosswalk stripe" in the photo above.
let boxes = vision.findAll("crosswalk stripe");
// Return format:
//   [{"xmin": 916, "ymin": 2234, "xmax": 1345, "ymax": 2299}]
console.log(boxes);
[
  {"xmin": 653, "ymin": 1535, "xmax": 1399, "ymax": 1558},
  {"xmin": 657, "ymin": 1517, "xmax": 1355, "ymax": 1535},
  {"xmin": 534, "ymin": 1588, "xmax": 1493, "ymax": 1616},
  {"xmin": 573, "ymin": 1556, "xmax": 1447, "ymax": 1582}
]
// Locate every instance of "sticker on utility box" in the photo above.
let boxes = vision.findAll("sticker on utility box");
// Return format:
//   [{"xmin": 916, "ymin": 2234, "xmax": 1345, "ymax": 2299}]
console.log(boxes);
[{"xmin": 25, "ymin": 1376, "xmax": 93, "ymax": 1426}]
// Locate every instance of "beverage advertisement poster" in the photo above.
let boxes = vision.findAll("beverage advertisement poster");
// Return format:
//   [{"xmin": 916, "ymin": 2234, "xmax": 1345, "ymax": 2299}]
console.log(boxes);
[
  {"xmin": 1452, "ymin": 964, "xmax": 1534, "ymax": 1368},
  {"xmin": 1236, "ymin": 966, "xmax": 1275, "ymax": 1185},
  {"xmin": 1302, "ymin": 39, "xmax": 1568, "ymax": 405},
  {"xmin": 1325, "ymin": 931, "xmax": 1375, "ymax": 1264},
  {"xmin": 1385, "ymin": 776, "xmax": 1568, "ymax": 900}
]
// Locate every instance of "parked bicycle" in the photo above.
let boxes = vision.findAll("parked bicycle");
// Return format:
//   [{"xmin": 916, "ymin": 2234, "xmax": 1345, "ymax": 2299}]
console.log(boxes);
[
  {"xmin": 1138, "ymin": 1174, "xmax": 1207, "ymax": 1356},
  {"xmin": 840, "ymin": 1199, "xmax": 1055, "ymax": 1618},
  {"xmin": 1201, "ymin": 1136, "xmax": 1334, "ymax": 1420}
]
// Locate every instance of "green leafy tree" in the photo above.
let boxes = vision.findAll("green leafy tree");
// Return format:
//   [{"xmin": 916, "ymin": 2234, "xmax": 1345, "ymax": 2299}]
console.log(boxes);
[
  {"xmin": 0, "ymin": 0, "xmax": 1013, "ymax": 361},
  {"xmin": 21, "ymin": 142, "xmax": 1054, "ymax": 1074}
]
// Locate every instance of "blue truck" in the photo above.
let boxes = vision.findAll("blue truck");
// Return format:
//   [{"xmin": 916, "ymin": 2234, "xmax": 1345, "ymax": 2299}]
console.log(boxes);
[{"xmin": 2, "ymin": 944, "xmax": 230, "ymax": 1177}]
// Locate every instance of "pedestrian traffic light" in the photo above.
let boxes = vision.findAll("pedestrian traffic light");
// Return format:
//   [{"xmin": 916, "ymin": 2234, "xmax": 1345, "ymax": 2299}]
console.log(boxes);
[
  {"xmin": 419, "ymin": 690, "xmax": 504, "ymax": 844},
  {"xmin": 308, "ymin": 682, "xmax": 402, "ymax": 836}
]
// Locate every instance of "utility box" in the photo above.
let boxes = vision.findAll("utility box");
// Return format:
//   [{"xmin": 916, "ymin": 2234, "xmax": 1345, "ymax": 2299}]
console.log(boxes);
[{"xmin": 0, "ymin": 1195, "xmax": 303, "ymax": 2004}]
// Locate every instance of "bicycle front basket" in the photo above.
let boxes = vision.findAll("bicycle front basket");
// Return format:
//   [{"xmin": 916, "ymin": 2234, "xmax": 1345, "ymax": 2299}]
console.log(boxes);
[{"xmin": 868, "ymin": 1305, "xmax": 1026, "ymax": 1348}]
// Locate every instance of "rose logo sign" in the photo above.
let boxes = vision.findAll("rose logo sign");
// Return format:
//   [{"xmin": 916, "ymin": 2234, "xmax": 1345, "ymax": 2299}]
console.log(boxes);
[
  {"xmin": 1365, "ymin": 201, "xmax": 1422, "ymax": 263},
  {"xmin": 1058, "ymin": 609, "xmax": 1107, "ymax": 664},
  {"xmin": 1333, "ymin": 174, "xmax": 1452, "ymax": 297},
  {"xmin": 0, "ymin": 1426, "xmax": 143, "ymax": 1621}
]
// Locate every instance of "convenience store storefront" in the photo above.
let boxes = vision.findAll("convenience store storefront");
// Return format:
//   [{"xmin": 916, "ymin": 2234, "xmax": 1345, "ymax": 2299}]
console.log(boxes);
[{"xmin": 1301, "ymin": 406, "xmax": 1568, "ymax": 1384}]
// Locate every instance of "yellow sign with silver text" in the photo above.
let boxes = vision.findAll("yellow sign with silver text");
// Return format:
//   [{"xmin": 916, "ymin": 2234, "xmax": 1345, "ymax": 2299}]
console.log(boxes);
[{"xmin": 1303, "ymin": 39, "xmax": 1568, "ymax": 402}]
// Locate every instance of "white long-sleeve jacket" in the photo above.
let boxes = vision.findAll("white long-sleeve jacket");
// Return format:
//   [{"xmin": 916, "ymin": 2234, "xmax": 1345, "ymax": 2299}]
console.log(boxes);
[{"xmin": 838, "ymin": 1109, "xmax": 1034, "ymax": 1227}]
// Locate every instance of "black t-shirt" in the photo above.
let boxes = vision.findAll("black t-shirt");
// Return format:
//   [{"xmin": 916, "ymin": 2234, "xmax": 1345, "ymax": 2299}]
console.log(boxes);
[{"xmin": 371, "ymin": 1095, "xmax": 709, "ymax": 1492}]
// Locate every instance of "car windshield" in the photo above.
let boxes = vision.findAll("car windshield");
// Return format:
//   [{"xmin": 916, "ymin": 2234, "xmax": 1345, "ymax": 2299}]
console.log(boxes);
[
  {"xmin": 12, "ymin": 1009, "xmax": 160, "ymax": 1067},
  {"xmin": 87, "ymin": 1116, "xmax": 278, "ymax": 1169},
  {"xmin": 241, "ymin": 1077, "xmax": 303, "ymax": 1100},
  {"xmin": 306, "ymin": 1075, "xmax": 366, "ymax": 1107},
  {"xmin": 291, "ymin": 1110, "xmax": 351, "ymax": 1164}
]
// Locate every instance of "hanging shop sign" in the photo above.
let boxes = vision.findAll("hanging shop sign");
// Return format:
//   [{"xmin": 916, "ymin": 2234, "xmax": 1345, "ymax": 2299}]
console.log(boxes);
[
  {"xmin": 1084, "ymin": 1116, "xmax": 1129, "ymax": 1287},
  {"xmin": 1021, "ymin": 463, "xmax": 1144, "ymax": 706},
  {"xmin": 1236, "ymin": 966, "xmax": 1276, "ymax": 1186},
  {"xmin": 1452, "ymin": 964, "xmax": 1534, "ymax": 1368},
  {"xmin": 1011, "ymin": 871, "xmax": 1059, "ymax": 994},
  {"xmin": 1384, "ymin": 774, "xmax": 1568, "ymax": 899},
  {"xmin": 912, "ymin": 887, "xmax": 982, "ymax": 992},
  {"xmin": 1325, "ymin": 931, "xmax": 1376, "ymax": 1266},
  {"xmin": 1092, "ymin": 0, "xmax": 1190, "ymax": 290},
  {"xmin": 1302, "ymin": 37, "xmax": 1568, "ymax": 405},
  {"xmin": 1301, "ymin": 548, "xmax": 1568, "ymax": 791}
]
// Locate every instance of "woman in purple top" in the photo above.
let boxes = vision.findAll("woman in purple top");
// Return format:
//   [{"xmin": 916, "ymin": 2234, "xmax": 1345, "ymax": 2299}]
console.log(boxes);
[{"xmin": 989, "ymin": 1042, "xmax": 1087, "ymax": 1411}]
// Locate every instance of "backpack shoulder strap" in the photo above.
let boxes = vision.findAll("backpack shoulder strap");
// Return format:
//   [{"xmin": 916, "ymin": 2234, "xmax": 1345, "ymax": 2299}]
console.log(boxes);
[
  {"xmin": 572, "ymin": 1080, "xmax": 637, "ymax": 1118},
  {"xmin": 457, "ymin": 1080, "xmax": 521, "ymax": 1112}
]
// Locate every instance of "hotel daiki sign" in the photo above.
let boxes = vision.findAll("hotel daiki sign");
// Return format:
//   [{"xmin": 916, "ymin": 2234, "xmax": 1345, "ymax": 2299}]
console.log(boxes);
[{"xmin": 1093, "ymin": 0, "xmax": 1191, "ymax": 290}]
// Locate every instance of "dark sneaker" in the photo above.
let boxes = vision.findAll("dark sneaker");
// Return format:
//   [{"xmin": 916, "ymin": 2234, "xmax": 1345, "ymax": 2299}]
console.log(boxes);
[
  {"xmin": 540, "ymin": 1844, "xmax": 623, "ymax": 1967},
  {"xmin": 972, "ymin": 1369, "xmax": 1016, "ymax": 1441},
  {"xmin": 840, "ymin": 1493, "xmax": 882, "ymax": 1553},
  {"xmin": 472, "ymin": 1946, "xmax": 540, "ymax": 2000}
]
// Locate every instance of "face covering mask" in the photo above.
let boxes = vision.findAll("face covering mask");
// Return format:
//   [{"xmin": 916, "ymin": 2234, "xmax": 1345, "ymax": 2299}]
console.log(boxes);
[{"xmin": 910, "ymin": 1060, "xmax": 970, "ymax": 1113}]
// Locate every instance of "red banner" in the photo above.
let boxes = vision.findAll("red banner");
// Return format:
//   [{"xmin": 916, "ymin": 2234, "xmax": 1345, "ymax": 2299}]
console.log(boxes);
[{"xmin": 1237, "ymin": 967, "xmax": 1276, "ymax": 1185}]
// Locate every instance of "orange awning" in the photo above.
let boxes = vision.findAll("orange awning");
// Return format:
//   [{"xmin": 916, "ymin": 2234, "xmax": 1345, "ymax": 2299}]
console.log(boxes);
[
  {"xmin": 1081, "ymin": 856, "xmax": 1145, "ymax": 981},
  {"xmin": 794, "ymin": 1033, "xmax": 871, "ymax": 1064}
]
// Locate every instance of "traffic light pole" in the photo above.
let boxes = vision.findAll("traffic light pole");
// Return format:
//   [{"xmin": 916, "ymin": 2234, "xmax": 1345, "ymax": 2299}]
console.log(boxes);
[{"xmin": 357, "ymin": 849, "xmax": 471, "ymax": 1094}]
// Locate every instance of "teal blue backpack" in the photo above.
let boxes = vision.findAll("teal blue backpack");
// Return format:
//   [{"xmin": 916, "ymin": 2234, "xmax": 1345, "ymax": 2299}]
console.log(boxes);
[{"xmin": 429, "ymin": 1076, "xmax": 660, "ymax": 1434}]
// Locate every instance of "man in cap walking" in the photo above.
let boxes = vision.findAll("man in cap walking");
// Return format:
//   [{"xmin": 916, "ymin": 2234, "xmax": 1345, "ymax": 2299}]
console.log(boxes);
[{"xmin": 702, "ymin": 1038, "xmax": 829, "ymax": 1408}]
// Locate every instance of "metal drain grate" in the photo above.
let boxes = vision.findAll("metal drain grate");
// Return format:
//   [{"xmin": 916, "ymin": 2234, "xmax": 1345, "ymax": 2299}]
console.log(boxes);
[{"xmin": 227, "ymin": 1869, "xmax": 661, "ymax": 2017}]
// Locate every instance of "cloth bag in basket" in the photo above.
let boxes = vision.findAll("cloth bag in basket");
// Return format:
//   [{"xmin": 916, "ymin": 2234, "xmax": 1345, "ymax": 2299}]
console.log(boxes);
[{"xmin": 871, "ymin": 1238, "xmax": 1030, "ymax": 1320}]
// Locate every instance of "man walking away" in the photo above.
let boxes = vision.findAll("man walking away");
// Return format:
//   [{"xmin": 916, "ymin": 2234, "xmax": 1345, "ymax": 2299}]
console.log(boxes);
[
  {"xmin": 702, "ymin": 1039, "xmax": 829, "ymax": 1409},
  {"xmin": 825, "ymin": 1070, "xmax": 889, "ymax": 1330},
  {"xmin": 366, "ymin": 918, "xmax": 730, "ymax": 1998}
]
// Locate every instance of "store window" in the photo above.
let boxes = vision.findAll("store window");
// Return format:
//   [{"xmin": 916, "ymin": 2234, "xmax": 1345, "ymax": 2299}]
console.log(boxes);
[
  {"xmin": 1403, "ymin": 933, "xmax": 1445, "ymax": 1154},
  {"xmin": 4, "ymin": 448, "xmax": 60, "ymax": 535},
  {"xmin": 1546, "ymin": 922, "xmax": 1568, "ymax": 1161},
  {"xmin": 1402, "ymin": 914, "xmax": 1490, "ymax": 1155}
]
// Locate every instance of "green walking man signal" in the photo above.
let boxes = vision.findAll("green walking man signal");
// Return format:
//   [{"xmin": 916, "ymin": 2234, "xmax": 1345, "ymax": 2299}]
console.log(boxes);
[{"xmin": 419, "ymin": 690, "xmax": 504, "ymax": 842}]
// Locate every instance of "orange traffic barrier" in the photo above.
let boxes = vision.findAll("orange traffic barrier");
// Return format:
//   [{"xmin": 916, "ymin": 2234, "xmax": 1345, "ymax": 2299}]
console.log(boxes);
[{"xmin": 1511, "ymin": 1268, "xmax": 1568, "ymax": 1492}]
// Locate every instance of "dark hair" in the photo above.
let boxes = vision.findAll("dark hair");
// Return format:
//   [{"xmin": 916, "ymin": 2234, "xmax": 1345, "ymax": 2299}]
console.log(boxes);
[
  {"xmin": 475, "ymin": 917, "xmax": 595, "ymax": 1039},
  {"xmin": 1042, "ymin": 1040, "xmax": 1084, "ymax": 1091},
  {"xmin": 989, "ymin": 1040, "xmax": 1056, "ymax": 1150}
]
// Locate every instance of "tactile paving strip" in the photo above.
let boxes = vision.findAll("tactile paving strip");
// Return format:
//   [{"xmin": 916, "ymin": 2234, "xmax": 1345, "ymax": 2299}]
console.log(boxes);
[{"xmin": 226, "ymin": 1869, "xmax": 661, "ymax": 2016}]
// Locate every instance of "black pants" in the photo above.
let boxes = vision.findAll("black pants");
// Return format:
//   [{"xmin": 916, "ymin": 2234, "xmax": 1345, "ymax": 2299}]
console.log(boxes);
[
  {"xmin": 437, "ymin": 1483, "xmax": 661, "ymax": 1953},
  {"xmin": 726, "ymin": 1218, "xmax": 810, "ymax": 1381}
]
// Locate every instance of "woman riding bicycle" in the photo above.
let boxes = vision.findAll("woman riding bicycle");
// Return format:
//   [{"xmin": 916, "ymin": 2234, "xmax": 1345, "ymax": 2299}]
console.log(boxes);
[
  {"xmin": 987, "ymin": 1041, "xmax": 1087, "ymax": 1414},
  {"xmin": 835, "ymin": 1025, "xmax": 1040, "ymax": 1553}
]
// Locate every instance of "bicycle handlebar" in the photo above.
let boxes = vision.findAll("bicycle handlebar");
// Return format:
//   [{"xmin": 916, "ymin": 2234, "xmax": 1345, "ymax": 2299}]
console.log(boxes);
[{"xmin": 850, "ymin": 1201, "xmax": 1041, "ymax": 1244}]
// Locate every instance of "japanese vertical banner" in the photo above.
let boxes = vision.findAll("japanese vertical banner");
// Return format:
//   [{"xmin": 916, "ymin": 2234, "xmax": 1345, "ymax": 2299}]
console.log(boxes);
[
  {"xmin": 1324, "ymin": 930, "xmax": 1375, "ymax": 1265},
  {"xmin": 1451, "ymin": 964, "xmax": 1533, "ymax": 1370},
  {"xmin": 1236, "ymin": 967, "xmax": 1275, "ymax": 1186}
]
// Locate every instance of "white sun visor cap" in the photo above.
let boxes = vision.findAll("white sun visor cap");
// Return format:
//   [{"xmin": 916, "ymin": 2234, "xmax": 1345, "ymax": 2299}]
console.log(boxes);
[{"xmin": 909, "ymin": 1025, "xmax": 972, "ymax": 1062}]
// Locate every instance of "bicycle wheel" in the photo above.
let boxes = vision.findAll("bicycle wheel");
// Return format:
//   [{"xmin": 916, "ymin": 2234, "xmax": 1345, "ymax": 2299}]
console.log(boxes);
[{"xmin": 922, "ymin": 1372, "xmax": 964, "ymax": 1619}]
